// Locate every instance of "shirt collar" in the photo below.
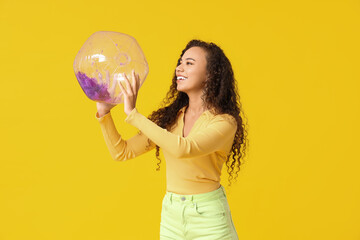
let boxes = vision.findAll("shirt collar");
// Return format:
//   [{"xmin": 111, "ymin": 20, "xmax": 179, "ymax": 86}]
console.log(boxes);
[{"xmin": 179, "ymin": 105, "xmax": 214, "ymax": 116}]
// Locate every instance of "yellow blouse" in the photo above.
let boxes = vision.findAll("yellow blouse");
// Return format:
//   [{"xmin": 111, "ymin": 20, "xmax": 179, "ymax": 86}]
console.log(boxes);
[{"xmin": 95, "ymin": 106, "xmax": 237, "ymax": 195}]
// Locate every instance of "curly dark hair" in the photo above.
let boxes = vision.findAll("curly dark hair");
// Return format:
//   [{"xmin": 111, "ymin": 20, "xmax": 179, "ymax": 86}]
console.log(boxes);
[{"xmin": 145, "ymin": 39, "xmax": 249, "ymax": 187}]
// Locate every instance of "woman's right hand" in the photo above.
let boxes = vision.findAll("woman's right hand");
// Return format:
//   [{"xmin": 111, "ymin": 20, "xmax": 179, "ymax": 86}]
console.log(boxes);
[
  {"xmin": 96, "ymin": 70, "xmax": 123, "ymax": 117},
  {"xmin": 96, "ymin": 101, "xmax": 116, "ymax": 117}
]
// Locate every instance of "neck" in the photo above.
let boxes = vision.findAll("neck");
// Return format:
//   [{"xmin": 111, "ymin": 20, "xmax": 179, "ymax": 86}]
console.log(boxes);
[{"xmin": 186, "ymin": 93, "xmax": 208, "ymax": 115}]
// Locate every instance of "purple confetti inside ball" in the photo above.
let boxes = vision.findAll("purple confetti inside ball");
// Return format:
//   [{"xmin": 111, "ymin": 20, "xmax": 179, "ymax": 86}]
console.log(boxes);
[{"xmin": 73, "ymin": 31, "xmax": 149, "ymax": 104}]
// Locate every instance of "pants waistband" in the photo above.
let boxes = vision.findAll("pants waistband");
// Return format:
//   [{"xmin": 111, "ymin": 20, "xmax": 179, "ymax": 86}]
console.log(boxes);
[{"xmin": 165, "ymin": 185, "xmax": 227, "ymax": 203}]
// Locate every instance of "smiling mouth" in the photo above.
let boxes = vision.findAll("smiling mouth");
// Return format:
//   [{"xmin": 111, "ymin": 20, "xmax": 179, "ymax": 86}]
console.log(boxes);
[{"xmin": 177, "ymin": 76, "xmax": 188, "ymax": 81}]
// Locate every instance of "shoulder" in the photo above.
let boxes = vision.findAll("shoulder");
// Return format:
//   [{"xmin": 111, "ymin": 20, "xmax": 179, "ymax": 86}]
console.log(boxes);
[
  {"xmin": 219, "ymin": 113, "xmax": 237, "ymax": 126},
  {"xmin": 205, "ymin": 111, "xmax": 237, "ymax": 127}
]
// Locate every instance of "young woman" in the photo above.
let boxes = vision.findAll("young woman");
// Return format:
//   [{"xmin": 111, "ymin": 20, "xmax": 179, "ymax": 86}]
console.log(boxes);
[{"xmin": 95, "ymin": 39, "xmax": 248, "ymax": 239}]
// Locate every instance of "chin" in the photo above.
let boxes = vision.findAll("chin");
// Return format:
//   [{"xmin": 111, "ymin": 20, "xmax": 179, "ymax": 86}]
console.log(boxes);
[{"xmin": 176, "ymin": 86, "xmax": 188, "ymax": 94}]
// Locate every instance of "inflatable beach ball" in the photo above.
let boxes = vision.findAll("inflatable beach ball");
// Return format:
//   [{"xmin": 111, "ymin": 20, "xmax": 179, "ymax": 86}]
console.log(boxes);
[{"xmin": 73, "ymin": 31, "xmax": 149, "ymax": 104}]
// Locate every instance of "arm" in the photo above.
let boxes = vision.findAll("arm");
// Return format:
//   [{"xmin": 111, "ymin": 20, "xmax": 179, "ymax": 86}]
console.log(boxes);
[
  {"xmin": 124, "ymin": 108, "xmax": 237, "ymax": 158},
  {"xmin": 95, "ymin": 111, "xmax": 156, "ymax": 161}
]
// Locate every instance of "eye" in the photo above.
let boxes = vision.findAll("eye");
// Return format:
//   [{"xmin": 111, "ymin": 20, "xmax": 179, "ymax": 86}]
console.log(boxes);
[{"xmin": 179, "ymin": 61, "xmax": 193, "ymax": 66}]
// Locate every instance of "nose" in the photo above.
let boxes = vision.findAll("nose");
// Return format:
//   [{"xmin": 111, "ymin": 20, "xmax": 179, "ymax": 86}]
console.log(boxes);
[{"xmin": 176, "ymin": 64, "xmax": 184, "ymax": 73}]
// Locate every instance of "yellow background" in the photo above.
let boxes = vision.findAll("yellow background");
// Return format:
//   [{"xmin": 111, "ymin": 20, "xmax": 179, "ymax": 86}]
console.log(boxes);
[{"xmin": 1, "ymin": 0, "xmax": 359, "ymax": 239}]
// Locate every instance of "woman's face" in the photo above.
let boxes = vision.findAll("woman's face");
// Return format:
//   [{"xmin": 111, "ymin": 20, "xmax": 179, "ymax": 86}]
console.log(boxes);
[{"xmin": 175, "ymin": 46, "xmax": 208, "ymax": 94}]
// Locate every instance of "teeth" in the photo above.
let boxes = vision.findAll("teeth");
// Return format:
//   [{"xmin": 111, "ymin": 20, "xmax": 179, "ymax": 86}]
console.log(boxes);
[{"xmin": 177, "ymin": 76, "xmax": 187, "ymax": 80}]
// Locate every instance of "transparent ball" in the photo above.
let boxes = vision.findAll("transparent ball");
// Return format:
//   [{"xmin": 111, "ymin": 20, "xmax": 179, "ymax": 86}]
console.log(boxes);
[{"xmin": 73, "ymin": 31, "xmax": 149, "ymax": 104}]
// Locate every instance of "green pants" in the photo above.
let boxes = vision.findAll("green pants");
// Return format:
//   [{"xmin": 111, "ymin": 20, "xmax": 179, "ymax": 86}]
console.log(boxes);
[{"xmin": 160, "ymin": 185, "xmax": 239, "ymax": 240}]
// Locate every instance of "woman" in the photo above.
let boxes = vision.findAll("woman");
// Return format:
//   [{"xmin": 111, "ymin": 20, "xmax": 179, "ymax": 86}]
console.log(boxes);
[{"xmin": 95, "ymin": 39, "xmax": 248, "ymax": 239}]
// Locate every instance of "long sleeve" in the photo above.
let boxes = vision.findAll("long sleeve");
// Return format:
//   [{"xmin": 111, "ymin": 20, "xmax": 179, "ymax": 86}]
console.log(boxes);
[
  {"xmin": 95, "ymin": 111, "xmax": 156, "ymax": 161},
  {"xmin": 124, "ymin": 108, "xmax": 237, "ymax": 159}
]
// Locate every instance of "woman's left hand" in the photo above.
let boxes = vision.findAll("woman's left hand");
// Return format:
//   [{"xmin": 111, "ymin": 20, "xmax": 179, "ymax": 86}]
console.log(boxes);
[{"xmin": 117, "ymin": 69, "xmax": 141, "ymax": 116}]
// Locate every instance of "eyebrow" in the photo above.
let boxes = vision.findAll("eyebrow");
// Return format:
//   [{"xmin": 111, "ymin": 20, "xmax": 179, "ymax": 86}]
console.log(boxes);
[{"xmin": 180, "ymin": 58, "xmax": 196, "ymax": 62}]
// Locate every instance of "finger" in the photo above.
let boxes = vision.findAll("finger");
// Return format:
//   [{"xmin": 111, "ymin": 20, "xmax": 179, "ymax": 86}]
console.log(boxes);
[
  {"xmin": 106, "ymin": 70, "xmax": 110, "ymax": 86},
  {"xmin": 117, "ymin": 79, "xmax": 126, "ymax": 95},
  {"xmin": 98, "ymin": 71, "xmax": 103, "ymax": 83},
  {"xmin": 123, "ymin": 72, "xmax": 133, "ymax": 95},
  {"xmin": 136, "ymin": 73, "xmax": 140, "ymax": 92},
  {"xmin": 131, "ymin": 70, "xmax": 137, "ymax": 94},
  {"xmin": 139, "ymin": 75, "xmax": 146, "ymax": 89},
  {"xmin": 109, "ymin": 74, "xmax": 117, "ymax": 94}
]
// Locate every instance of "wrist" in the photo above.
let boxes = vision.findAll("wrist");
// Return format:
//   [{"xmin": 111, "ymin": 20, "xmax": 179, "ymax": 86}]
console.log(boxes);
[
  {"xmin": 98, "ymin": 109, "xmax": 110, "ymax": 117},
  {"xmin": 126, "ymin": 108, "xmax": 136, "ymax": 116}
]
